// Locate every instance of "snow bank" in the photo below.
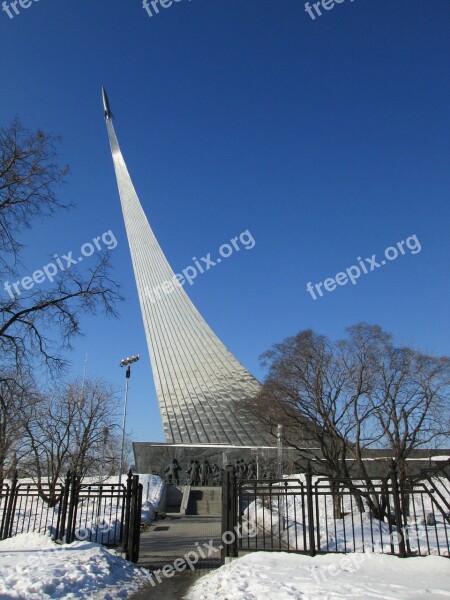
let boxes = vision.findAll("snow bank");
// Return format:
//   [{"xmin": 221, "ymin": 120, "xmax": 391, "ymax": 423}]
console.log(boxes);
[
  {"xmin": 134, "ymin": 474, "xmax": 164, "ymax": 522},
  {"xmin": 0, "ymin": 532, "xmax": 152, "ymax": 599},
  {"xmin": 185, "ymin": 551, "xmax": 450, "ymax": 600}
]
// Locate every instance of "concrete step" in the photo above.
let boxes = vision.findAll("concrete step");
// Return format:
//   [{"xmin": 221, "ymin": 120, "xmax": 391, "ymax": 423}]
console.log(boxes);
[
  {"xmin": 165, "ymin": 484, "xmax": 184, "ymax": 513},
  {"xmin": 186, "ymin": 487, "xmax": 222, "ymax": 516}
]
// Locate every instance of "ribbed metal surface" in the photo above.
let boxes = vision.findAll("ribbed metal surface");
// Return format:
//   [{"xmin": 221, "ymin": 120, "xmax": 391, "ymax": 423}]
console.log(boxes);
[{"xmin": 105, "ymin": 119, "xmax": 268, "ymax": 446}]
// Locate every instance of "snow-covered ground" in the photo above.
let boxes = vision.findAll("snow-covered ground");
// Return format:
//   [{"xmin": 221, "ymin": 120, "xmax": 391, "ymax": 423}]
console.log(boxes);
[
  {"xmin": 0, "ymin": 532, "xmax": 152, "ymax": 599},
  {"xmin": 185, "ymin": 551, "xmax": 450, "ymax": 600}
]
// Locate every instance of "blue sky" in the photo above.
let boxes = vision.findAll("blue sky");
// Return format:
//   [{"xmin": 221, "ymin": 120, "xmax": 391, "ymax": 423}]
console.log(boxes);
[{"xmin": 0, "ymin": 0, "xmax": 449, "ymax": 443}]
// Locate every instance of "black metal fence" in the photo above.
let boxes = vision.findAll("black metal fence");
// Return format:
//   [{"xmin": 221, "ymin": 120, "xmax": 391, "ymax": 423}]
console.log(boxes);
[
  {"xmin": 222, "ymin": 463, "xmax": 450, "ymax": 563},
  {"xmin": 0, "ymin": 470, "xmax": 143, "ymax": 562},
  {"xmin": 419, "ymin": 462, "xmax": 450, "ymax": 516}
]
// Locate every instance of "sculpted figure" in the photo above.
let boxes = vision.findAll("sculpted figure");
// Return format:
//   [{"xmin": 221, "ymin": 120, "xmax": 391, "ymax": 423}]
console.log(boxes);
[
  {"xmin": 211, "ymin": 463, "xmax": 224, "ymax": 486},
  {"xmin": 247, "ymin": 459, "xmax": 257, "ymax": 479},
  {"xmin": 186, "ymin": 459, "xmax": 200, "ymax": 486},
  {"xmin": 200, "ymin": 460, "xmax": 211, "ymax": 486},
  {"xmin": 164, "ymin": 458, "xmax": 181, "ymax": 484}
]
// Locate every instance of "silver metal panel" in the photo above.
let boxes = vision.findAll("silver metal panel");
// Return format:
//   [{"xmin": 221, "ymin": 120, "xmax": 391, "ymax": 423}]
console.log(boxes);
[{"xmin": 105, "ymin": 118, "xmax": 269, "ymax": 446}]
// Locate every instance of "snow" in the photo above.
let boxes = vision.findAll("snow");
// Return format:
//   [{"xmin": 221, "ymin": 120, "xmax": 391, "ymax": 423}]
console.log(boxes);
[
  {"xmin": 0, "ymin": 532, "xmax": 152, "ymax": 599},
  {"xmin": 185, "ymin": 551, "xmax": 450, "ymax": 600},
  {"xmin": 136, "ymin": 474, "xmax": 164, "ymax": 522}
]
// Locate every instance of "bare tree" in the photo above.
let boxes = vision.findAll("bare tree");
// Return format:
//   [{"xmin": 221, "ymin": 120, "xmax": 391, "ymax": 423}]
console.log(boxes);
[
  {"xmin": 22, "ymin": 378, "xmax": 120, "ymax": 504},
  {"xmin": 251, "ymin": 329, "xmax": 378, "ymax": 480},
  {"xmin": 249, "ymin": 324, "xmax": 449, "ymax": 518},
  {"xmin": 0, "ymin": 119, "xmax": 124, "ymax": 491},
  {"xmin": 0, "ymin": 373, "xmax": 39, "ymax": 485},
  {"xmin": 347, "ymin": 324, "xmax": 450, "ymax": 483},
  {"xmin": 1, "ymin": 257, "xmax": 122, "ymax": 375},
  {"xmin": 0, "ymin": 119, "xmax": 69, "ymax": 272},
  {"xmin": 0, "ymin": 119, "xmax": 122, "ymax": 377}
]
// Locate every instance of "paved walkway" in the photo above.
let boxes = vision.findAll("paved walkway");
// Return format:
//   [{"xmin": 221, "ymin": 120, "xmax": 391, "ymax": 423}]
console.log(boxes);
[
  {"xmin": 128, "ymin": 514, "xmax": 222, "ymax": 599},
  {"xmin": 138, "ymin": 514, "xmax": 222, "ymax": 568},
  {"xmin": 127, "ymin": 570, "xmax": 207, "ymax": 600}
]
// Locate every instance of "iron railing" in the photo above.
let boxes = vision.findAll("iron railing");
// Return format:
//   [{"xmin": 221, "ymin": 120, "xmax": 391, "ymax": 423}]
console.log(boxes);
[
  {"xmin": 222, "ymin": 462, "xmax": 450, "ymax": 563},
  {"xmin": 0, "ymin": 470, "xmax": 143, "ymax": 562}
]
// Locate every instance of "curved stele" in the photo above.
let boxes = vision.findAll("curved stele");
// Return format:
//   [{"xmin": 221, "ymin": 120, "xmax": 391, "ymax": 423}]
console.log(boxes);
[{"xmin": 105, "ymin": 114, "xmax": 268, "ymax": 446}]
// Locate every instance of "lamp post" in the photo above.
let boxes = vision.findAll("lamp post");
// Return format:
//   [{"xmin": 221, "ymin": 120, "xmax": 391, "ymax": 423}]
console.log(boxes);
[
  {"xmin": 277, "ymin": 424, "xmax": 284, "ymax": 479},
  {"xmin": 277, "ymin": 423, "xmax": 286, "ymax": 531},
  {"xmin": 101, "ymin": 426, "xmax": 109, "ymax": 481},
  {"xmin": 119, "ymin": 354, "xmax": 140, "ymax": 487}
]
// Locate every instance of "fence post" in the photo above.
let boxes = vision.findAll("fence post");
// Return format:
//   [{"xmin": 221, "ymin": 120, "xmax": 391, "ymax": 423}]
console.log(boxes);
[
  {"xmin": 56, "ymin": 470, "xmax": 72, "ymax": 542},
  {"xmin": 221, "ymin": 464, "xmax": 237, "ymax": 564},
  {"xmin": 1, "ymin": 470, "xmax": 18, "ymax": 540},
  {"xmin": 66, "ymin": 474, "xmax": 81, "ymax": 544},
  {"xmin": 231, "ymin": 468, "xmax": 238, "ymax": 558},
  {"xmin": 0, "ymin": 480, "xmax": 10, "ymax": 539},
  {"xmin": 133, "ymin": 482, "xmax": 143, "ymax": 563},
  {"xmin": 122, "ymin": 469, "xmax": 133, "ymax": 554},
  {"xmin": 127, "ymin": 474, "xmax": 140, "ymax": 562},
  {"xmin": 221, "ymin": 465, "xmax": 229, "ymax": 565},
  {"xmin": 305, "ymin": 463, "xmax": 316, "ymax": 556},
  {"xmin": 390, "ymin": 461, "xmax": 407, "ymax": 557}
]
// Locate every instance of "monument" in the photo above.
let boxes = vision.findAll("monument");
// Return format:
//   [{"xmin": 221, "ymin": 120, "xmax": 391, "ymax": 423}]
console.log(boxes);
[
  {"xmin": 101, "ymin": 89, "xmax": 447, "ymax": 483},
  {"xmin": 102, "ymin": 88, "xmax": 273, "ymax": 474}
]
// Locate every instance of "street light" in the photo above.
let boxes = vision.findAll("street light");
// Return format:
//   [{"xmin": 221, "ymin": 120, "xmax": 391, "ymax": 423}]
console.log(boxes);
[
  {"xmin": 277, "ymin": 424, "xmax": 286, "ymax": 531},
  {"xmin": 101, "ymin": 426, "xmax": 109, "ymax": 481},
  {"xmin": 277, "ymin": 423, "xmax": 284, "ymax": 479},
  {"xmin": 119, "ymin": 354, "xmax": 140, "ymax": 487}
]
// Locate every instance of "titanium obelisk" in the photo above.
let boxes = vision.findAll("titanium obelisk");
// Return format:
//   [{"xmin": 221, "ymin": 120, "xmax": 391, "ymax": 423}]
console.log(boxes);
[{"xmin": 103, "ymin": 88, "xmax": 268, "ymax": 446}]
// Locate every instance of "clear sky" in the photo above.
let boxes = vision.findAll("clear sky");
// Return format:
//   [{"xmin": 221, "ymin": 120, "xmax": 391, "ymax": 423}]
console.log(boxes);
[{"xmin": 0, "ymin": 0, "xmax": 449, "ymax": 444}]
